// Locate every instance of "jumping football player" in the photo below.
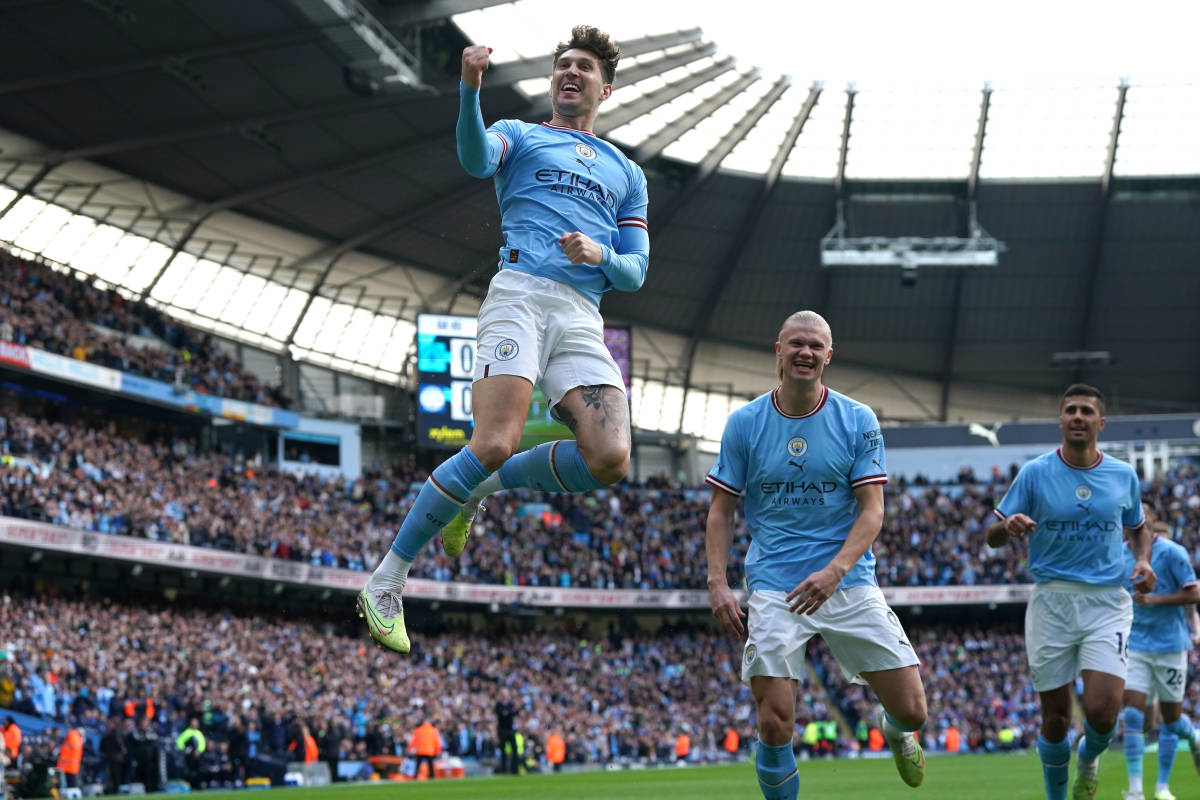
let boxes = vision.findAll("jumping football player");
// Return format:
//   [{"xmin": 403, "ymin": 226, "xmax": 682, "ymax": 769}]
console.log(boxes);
[{"xmin": 359, "ymin": 26, "xmax": 649, "ymax": 653}]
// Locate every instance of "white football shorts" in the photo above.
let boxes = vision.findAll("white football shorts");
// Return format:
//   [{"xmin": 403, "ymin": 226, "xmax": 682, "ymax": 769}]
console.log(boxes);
[
  {"xmin": 474, "ymin": 269, "xmax": 625, "ymax": 408},
  {"xmin": 1126, "ymin": 649, "xmax": 1188, "ymax": 703},
  {"xmin": 741, "ymin": 585, "xmax": 919, "ymax": 686},
  {"xmin": 1024, "ymin": 580, "xmax": 1133, "ymax": 692}
]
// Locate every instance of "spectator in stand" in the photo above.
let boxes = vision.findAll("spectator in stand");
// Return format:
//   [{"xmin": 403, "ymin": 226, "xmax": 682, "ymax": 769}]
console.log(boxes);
[
  {"xmin": 99, "ymin": 717, "xmax": 126, "ymax": 794},
  {"xmin": 408, "ymin": 718, "xmax": 442, "ymax": 780},
  {"xmin": 56, "ymin": 725, "xmax": 83, "ymax": 791}
]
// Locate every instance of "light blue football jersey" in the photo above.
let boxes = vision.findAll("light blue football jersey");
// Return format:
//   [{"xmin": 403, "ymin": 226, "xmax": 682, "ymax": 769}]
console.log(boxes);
[
  {"xmin": 486, "ymin": 119, "xmax": 648, "ymax": 306},
  {"xmin": 706, "ymin": 386, "xmax": 888, "ymax": 594},
  {"xmin": 994, "ymin": 449, "xmax": 1143, "ymax": 585},
  {"xmin": 1123, "ymin": 536, "xmax": 1198, "ymax": 653}
]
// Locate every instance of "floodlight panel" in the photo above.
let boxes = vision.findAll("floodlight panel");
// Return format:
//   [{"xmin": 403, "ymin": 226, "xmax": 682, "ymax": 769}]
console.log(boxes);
[
  {"xmin": 663, "ymin": 77, "xmax": 771, "ymax": 163},
  {"xmin": 980, "ymin": 81, "xmax": 1115, "ymax": 178},
  {"xmin": 721, "ymin": 84, "xmax": 808, "ymax": 174},
  {"xmin": 844, "ymin": 84, "xmax": 979, "ymax": 180},
  {"xmin": 781, "ymin": 89, "xmax": 846, "ymax": 179},
  {"xmin": 1114, "ymin": 83, "xmax": 1200, "ymax": 176}
]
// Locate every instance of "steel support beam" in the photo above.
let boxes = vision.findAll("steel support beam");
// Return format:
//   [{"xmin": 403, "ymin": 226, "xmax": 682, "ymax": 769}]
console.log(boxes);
[
  {"xmin": 386, "ymin": 0, "xmax": 512, "ymax": 27},
  {"xmin": 282, "ymin": 181, "xmax": 488, "ymax": 346},
  {"xmin": 487, "ymin": 28, "xmax": 702, "ymax": 85},
  {"xmin": 676, "ymin": 83, "xmax": 821, "ymax": 429},
  {"xmin": 819, "ymin": 86, "xmax": 857, "ymax": 316},
  {"xmin": 21, "ymin": 94, "xmax": 411, "ymax": 164},
  {"xmin": 654, "ymin": 75, "xmax": 786, "ymax": 233},
  {"xmin": 1074, "ymin": 79, "xmax": 1128, "ymax": 384},
  {"xmin": 517, "ymin": 41, "xmax": 714, "ymax": 103},
  {"xmin": 586, "ymin": 59, "xmax": 734, "ymax": 133},
  {"xmin": 612, "ymin": 42, "xmax": 716, "ymax": 88},
  {"xmin": 0, "ymin": 27, "xmax": 328, "ymax": 96},
  {"xmin": 834, "ymin": 84, "xmax": 856, "ymax": 197},
  {"xmin": 940, "ymin": 83, "xmax": 993, "ymax": 420},
  {"xmin": 0, "ymin": 162, "xmax": 53, "ymax": 220},
  {"xmin": 634, "ymin": 71, "xmax": 760, "ymax": 163}
]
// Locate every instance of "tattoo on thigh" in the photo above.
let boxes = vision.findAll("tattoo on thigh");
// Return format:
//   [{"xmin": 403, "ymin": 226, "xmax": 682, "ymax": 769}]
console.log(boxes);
[
  {"xmin": 556, "ymin": 404, "xmax": 579, "ymax": 434},
  {"xmin": 582, "ymin": 385, "xmax": 629, "ymax": 441}
]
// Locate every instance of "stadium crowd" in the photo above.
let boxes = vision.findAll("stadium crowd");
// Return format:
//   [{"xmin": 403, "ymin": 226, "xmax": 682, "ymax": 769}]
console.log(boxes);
[
  {"xmin": 0, "ymin": 584, "xmax": 1070, "ymax": 791},
  {"xmin": 0, "ymin": 589, "xmax": 763, "ymax": 787},
  {"xmin": 0, "ymin": 251, "xmax": 289, "ymax": 408},
  {"xmin": 3, "ymin": 402, "xmax": 1199, "ymax": 592}
]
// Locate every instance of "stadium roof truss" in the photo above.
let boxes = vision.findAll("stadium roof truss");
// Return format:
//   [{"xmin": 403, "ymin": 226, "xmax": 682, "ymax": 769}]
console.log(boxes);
[{"xmin": 0, "ymin": 0, "xmax": 1197, "ymax": 425}]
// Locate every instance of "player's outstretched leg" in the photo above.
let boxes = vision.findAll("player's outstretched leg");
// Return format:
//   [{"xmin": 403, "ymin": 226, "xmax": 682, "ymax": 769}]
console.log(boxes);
[
  {"xmin": 880, "ymin": 711, "xmax": 925, "ymax": 788},
  {"xmin": 443, "ymin": 438, "xmax": 609, "ymax": 558},
  {"xmin": 1122, "ymin": 706, "xmax": 1146, "ymax": 800},
  {"xmin": 1162, "ymin": 713, "xmax": 1200, "ymax": 774},
  {"xmin": 1154, "ymin": 725, "xmax": 1178, "ymax": 800},
  {"xmin": 360, "ymin": 446, "xmax": 492, "ymax": 652},
  {"xmin": 1038, "ymin": 734, "xmax": 1072, "ymax": 800},
  {"xmin": 1074, "ymin": 719, "xmax": 1114, "ymax": 799},
  {"xmin": 754, "ymin": 738, "xmax": 798, "ymax": 800}
]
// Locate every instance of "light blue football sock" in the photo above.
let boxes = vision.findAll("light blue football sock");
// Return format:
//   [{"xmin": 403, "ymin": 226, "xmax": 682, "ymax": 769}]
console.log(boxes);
[
  {"xmin": 884, "ymin": 710, "xmax": 922, "ymax": 733},
  {"xmin": 1038, "ymin": 734, "xmax": 1071, "ymax": 800},
  {"xmin": 1079, "ymin": 718, "xmax": 1114, "ymax": 763},
  {"xmin": 1123, "ymin": 707, "xmax": 1145, "ymax": 789},
  {"xmin": 497, "ymin": 439, "xmax": 607, "ymax": 493},
  {"xmin": 389, "ymin": 447, "xmax": 490, "ymax": 560},
  {"xmin": 1164, "ymin": 714, "xmax": 1193, "ymax": 741},
  {"xmin": 755, "ymin": 738, "xmax": 799, "ymax": 800},
  {"xmin": 1158, "ymin": 726, "xmax": 1179, "ymax": 789}
]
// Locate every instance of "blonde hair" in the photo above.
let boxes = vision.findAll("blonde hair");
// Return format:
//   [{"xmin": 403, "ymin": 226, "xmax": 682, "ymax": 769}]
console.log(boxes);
[{"xmin": 776, "ymin": 311, "xmax": 833, "ymax": 382}]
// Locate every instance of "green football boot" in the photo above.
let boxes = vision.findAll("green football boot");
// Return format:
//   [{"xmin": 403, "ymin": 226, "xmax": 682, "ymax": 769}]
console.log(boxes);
[
  {"xmin": 881, "ymin": 713, "xmax": 925, "ymax": 788},
  {"xmin": 1072, "ymin": 776, "xmax": 1098, "ymax": 799},
  {"xmin": 356, "ymin": 587, "xmax": 410, "ymax": 654},
  {"xmin": 442, "ymin": 500, "xmax": 483, "ymax": 558},
  {"xmin": 1152, "ymin": 789, "xmax": 1175, "ymax": 800}
]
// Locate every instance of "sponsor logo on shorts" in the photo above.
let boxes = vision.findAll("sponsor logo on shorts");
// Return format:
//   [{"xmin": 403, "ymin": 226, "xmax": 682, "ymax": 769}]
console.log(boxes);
[
  {"xmin": 744, "ymin": 644, "xmax": 757, "ymax": 665},
  {"xmin": 787, "ymin": 437, "xmax": 808, "ymax": 458},
  {"xmin": 495, "ymin": 339, "xmax": 519, "ymax": 360},
  {"xmin": 574, "ymin": 142, "xmax": 597, "ymax": 160},
  {"xmin": 1075, "ymin": 485, "xmax": 1092, "ymax": 501}
]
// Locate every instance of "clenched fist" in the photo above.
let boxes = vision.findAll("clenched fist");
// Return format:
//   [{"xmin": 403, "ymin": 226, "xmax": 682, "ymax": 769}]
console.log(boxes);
[{"xmin": 461, "ymin": 45, "xmax": 493, "ymax": 90}]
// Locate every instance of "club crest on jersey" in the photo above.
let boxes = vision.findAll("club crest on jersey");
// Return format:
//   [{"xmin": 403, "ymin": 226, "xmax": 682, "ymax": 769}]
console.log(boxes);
[
  {"xmin": 787, "ymin": 437, "xmax": 808, "ymax": 458},
  {"xmin": 495, "ymin": 339, "xmax": 519, "ymax": 360},
  {"xmin": 1075, "ymin": 485, "xmax": 1092, "ymax": 501},
  {"xmin": 744, "ymin": 644, "xmax": 757, "ymax": 665},
  {"xmin": 574, "ymin": 142, "xmax": 597, "ymax": 160}
]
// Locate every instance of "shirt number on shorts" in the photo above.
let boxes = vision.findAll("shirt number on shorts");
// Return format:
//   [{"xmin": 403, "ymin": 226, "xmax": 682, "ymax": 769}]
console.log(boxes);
[
  {"xmin": 1165, "ymin": 667, "xmax": 1183, "ymax": 690},
  {"xmin": 1115, "ymin": 632, "xmax": 1129, "ymax": 664}
]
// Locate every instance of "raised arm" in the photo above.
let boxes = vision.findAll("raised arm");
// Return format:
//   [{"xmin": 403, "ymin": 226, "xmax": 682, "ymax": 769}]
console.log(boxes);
[{"xmin": 456, "ymin": 45, "xmax": 506, "ymax": 178}]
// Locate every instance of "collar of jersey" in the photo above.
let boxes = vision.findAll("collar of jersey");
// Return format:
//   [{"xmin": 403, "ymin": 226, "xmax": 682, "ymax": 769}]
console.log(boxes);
[
  {"xmin": 771, "ymin": 385, "xmax": 828, "ymax": 419},
  {"xmin": 1055, "ymin": 447, "xmax": 1103, "ymax": 470},
  {"xmin": 540, "ymin": 121, "xmax": 597, "ymax": 137}
]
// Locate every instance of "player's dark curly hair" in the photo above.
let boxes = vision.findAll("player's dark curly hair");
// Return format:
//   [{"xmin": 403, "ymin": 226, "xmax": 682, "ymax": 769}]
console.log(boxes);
[{"xmin": 553, "ymin": 25, "xmax": 620, "ymax": 84}]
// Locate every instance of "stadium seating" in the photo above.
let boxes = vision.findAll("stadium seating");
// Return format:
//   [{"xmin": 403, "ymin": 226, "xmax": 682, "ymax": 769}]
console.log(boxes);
[
  {"xmin": 0, "ymin": 252, "xmax": 289, "ymax": 408},
  {"xmin": 2, "ymin": 403, "xmax": 1199, "ymax": 589}
]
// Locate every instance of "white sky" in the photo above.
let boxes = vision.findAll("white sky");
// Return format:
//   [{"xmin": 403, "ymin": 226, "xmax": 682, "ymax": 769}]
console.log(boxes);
[{"xmin": 462, "ymin": 0, "xmax": 1200, "ymax": 84}]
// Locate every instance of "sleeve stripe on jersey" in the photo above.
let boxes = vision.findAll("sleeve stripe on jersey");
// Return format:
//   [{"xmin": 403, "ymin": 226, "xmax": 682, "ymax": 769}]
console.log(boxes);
[
  {"xmin": 850, "ymin": 474, "xmax": 887, "ymax": 488},
  {"xmin": 992, "ymin": 508, "xmax": 1007, "ymax": 521},
  {"xmin": 1182, "ymin": 580, "xmax": 1199, "ymax": 589},
  {"xmin": 705, "ymin": 475, "xmax": 743, "ymax": 497},
  {"xmin": 489, "ymin": 131, "xmax": 509, "ymax": 166},
  {"xmin": 617, "ymin": 216, "xmax": 648, "ymax": 231},
  {"xmin": 1127, "ymin": 518, "xmax": 1145, "ymax": 530}
]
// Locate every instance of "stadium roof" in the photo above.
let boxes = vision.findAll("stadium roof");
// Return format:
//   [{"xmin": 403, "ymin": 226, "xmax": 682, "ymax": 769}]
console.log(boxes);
[{"xmin": 0, "ymin": 0, "xmax": 1198, "ymax": 427}]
